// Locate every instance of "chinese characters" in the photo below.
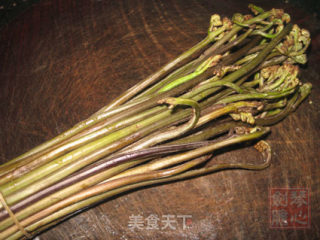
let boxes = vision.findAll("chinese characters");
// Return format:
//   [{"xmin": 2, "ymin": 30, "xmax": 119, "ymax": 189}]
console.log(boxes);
[
  {"xmin": 128, "ymin": 214, "xmax": 192, "ymax": 231},
  {"xmin": 270, "ymin": 188, "xmax": 310, "ymax": 229}
]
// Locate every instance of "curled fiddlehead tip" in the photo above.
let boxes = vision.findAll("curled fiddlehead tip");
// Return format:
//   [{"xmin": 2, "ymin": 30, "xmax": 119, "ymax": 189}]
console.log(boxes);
[
  {"xmin": 277, "ymin": 24, "xmax": 311, "ymax": 64},
  {"xmin": 282, "ymin": 13, "xmax": 291, "ymax": 24},
  {"xmin": 299, "ymin": 82, "xmax": 312, "ymax": 96},
  {"xmin": 209, "ymin": 14, "xmax": 222, "ymax": 29},
  {"xmin": 232, "ymin": 13, "xmax": 249, "ymax": 27},
  {"xmin": 248, "ymin": 4, "xmax": 265, "ymax": 15},
  {"xmin": 230, "ymin": 112, "xmax": 255, "ymax": 125},
  {"xmin": 208, "ymin": 14, "xmax": 232, "ymax": 41},
  {"xmin": 254, "ymin": 140, "xmax": 272, "ymax": 168},
  {"xmin": 229, "ymin": 101, "xmax": 265, "ymax": 125},
  {"xmin": 291, "ymin": 82, "xmax": 312, "ymax": 110},
  {"xmin": 254, "ymin": 139, "xmax": 270, "ymax": 153},
  {"xmin": 270, "ymin": 8, "xmax": 285, "ymax": 20},
  {"xmin": 257, "ymin": 63, "xmax": 300, "ymax": 92}
]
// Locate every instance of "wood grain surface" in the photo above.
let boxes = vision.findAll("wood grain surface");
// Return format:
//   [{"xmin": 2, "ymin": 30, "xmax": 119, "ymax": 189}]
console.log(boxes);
[{"xmin": 0, "ymin": 0, "xmax": 319, "ymax": 239}]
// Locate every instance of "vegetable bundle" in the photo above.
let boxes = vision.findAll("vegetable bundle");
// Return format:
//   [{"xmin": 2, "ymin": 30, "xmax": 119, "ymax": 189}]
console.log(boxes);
[{"xmin": 0, "ymin": 4, "xmax": 312, "ymax": 239}]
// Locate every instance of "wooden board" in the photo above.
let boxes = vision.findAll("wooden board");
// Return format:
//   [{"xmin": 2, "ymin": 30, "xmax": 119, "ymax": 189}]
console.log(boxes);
[{"xmin": 0, "ymin": 0, "xmax": 319, "ymax": 239}]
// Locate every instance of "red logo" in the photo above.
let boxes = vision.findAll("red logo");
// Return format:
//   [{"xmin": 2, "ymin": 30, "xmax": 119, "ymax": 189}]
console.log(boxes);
[
  {"xmin": 186, "ymin": 218, "xmax": 192, "ymax": 226},
  {"xmin": 269, "ymin": 188, "xmax": 310, "ymax": 229}
]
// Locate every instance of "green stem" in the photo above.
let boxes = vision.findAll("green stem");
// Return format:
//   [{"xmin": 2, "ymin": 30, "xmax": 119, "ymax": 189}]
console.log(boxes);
[
  {"xmin": 221, "ymin": 24, "xmax": 292, "ymax": 84},
  {"xmin": 158, "ymin": 56, "xmax": 220, "ymax": 92},
  {"xmin": 256, "ymin": 83, "xmax": 312, "ymax": 125},
  {"xmin": 134, "ymin": 28, "xmax": 254, "ymax": 100},
  {"xmin": 218, "ymin": 88, "xmax": 295, "ymax": 104},
  {"xmin": 0, "ymin": 100, "xmax": 265, "ymax": 231},
  {"xmin": 1, "ymin": 129, "xmax": 269, "ymax": 238},
  {"xmin": 0, "ymin": 109, "xmax": 177, "ymax": 197},
  {"xmin": 0, "ymin": 156, "xmax": 210, "ymax": 239},
  {"xmin": 168, "ymin": 121, "xmax": 241, "ymax": 144},
  {"xmin": 127, "ymin": 98, "xmax": 200, "ymax": 150},
  {"xmin": 0, "ymin": 10, "xmax": 275, "ymax": 173},
  {"xmin": 0, "ymin": 106, "xmax": 164, "ymax": 185},
  {"xmin": 10, "ymin": 139, "xmax": 269, "ymax": 240},
  {"xmin": 99, "ymin": 35, "xmax": 215, "ymax": 113},
  {"xmin": 110, "ymin": 125, "xmax": 269, "ymax": 180}
]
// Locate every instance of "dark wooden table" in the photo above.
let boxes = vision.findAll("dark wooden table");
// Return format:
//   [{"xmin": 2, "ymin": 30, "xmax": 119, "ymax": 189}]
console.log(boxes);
[{"xmin": 0, "ymin": 0, "xmax": 319, "ymax": 239}]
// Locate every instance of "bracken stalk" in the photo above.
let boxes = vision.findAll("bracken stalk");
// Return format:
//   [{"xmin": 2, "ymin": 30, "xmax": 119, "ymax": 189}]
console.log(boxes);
[{"xmin": 0, "ymin": 4, "xmax": 312, "ymax": 239}]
